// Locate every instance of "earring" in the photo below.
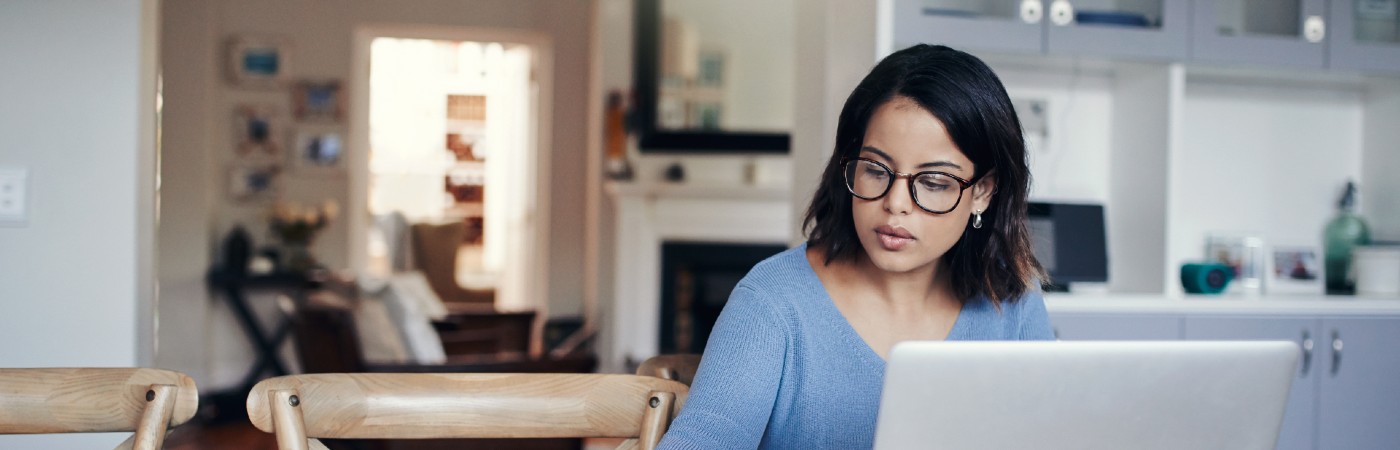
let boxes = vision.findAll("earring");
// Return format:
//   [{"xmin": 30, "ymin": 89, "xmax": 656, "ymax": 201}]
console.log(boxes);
[{"xmin": 972, "ymin": 210, "xmax": 983, "ymax": 229}]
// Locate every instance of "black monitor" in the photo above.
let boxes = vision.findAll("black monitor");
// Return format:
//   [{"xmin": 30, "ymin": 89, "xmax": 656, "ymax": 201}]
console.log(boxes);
[{"xmin": 1026, "ymin": 201, "xmax": 1108, "ymax": 291}]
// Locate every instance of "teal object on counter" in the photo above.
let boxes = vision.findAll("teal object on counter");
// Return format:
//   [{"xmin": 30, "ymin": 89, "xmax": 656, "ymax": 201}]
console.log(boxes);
[
  {"xmin": 1182, "ymin": 263, "xmax": 1233, "ymax": 294},
  {"xmin": 1324, "ymin": 180, "xmax": 1371, "ymax": 294}
]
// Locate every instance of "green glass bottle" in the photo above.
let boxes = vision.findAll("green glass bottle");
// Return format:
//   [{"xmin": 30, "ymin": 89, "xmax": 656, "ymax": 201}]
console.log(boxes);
[{"xmin": 1324, "ymin": 180, "xmax": 1371, "ymax": 294}]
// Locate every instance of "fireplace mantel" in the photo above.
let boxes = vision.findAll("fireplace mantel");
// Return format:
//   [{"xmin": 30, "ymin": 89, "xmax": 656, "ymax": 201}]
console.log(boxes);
[{"xmin": 603, "ymin": 181, "xmax": 794, "ymax": 373}]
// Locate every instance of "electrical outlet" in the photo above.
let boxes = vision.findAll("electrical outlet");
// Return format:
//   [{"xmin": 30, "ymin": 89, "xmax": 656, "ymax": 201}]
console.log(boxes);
[{"xmin": 0, "ymin": 167, "xmax": 29, "ymax": 225}]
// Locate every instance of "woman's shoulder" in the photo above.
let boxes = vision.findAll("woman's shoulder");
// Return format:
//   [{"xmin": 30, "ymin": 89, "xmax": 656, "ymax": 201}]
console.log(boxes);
[{"xmin": 734, "ymin": 244, "xmax": 816, "ymax": 290}]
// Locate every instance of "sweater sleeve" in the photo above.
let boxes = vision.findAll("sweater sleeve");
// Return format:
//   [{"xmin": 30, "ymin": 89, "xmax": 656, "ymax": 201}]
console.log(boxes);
[
  {"xmin": 1016, "ymin": 290, "xmax": 1056, "ymax": 340},
  {"xmin": 657, "ymin": 285, "xmax": 789, "ymax": 450}
]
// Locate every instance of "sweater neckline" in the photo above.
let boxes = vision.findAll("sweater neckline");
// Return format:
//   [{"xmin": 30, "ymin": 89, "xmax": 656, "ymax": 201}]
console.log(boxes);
[{"xmin": 794, "ymin": 243, "xmax": 970, "ymax": 367}]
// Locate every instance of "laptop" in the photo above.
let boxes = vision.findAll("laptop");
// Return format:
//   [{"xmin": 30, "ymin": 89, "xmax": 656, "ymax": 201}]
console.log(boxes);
[{"xmin": 873, "ymin": 341, "xmax": 1299, "ymax": 450}]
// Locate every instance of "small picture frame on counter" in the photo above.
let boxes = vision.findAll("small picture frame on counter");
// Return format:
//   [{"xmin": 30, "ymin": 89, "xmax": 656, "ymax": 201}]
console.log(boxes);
[
  {"xmin": 1265, "ymin": 243, "xmax": 1324, "ymax": 295},
  {"xmin": 1205, "ymin": 234, "xmax": 1264, "ymax": 294}
]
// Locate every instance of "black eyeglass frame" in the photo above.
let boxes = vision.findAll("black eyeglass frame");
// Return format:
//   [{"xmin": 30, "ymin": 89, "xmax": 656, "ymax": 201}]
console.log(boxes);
[{"xmin": 841, "ymin": 157, "xmax": 982, "ymax": 214}]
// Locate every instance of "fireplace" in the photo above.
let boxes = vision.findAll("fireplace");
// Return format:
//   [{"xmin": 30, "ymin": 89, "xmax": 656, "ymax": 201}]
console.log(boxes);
[
  {"xmin": 659, "ymin": 241, "xmax": 787, "ymax": 354},
  {"xmin": 604, "ymin": 180, "xmax": 794, "ymax": 373}
]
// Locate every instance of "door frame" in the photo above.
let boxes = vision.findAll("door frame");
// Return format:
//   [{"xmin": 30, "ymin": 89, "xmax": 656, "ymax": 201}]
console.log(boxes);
[{"xmin": 349, "ymin": 24, "xmax": 554, "ymax": 317}]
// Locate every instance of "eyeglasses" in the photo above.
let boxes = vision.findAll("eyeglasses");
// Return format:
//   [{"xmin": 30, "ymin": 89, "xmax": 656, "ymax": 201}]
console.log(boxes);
[{"xmin": 842, "ymin": 157, "xmax": 977, "ymax": 214}]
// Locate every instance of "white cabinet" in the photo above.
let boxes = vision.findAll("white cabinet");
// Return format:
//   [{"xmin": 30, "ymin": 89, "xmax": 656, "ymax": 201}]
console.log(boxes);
[
  {"xmin": 892, "ymin": 0, "xmax": 1190, "ymax": 60},
  {"xmin": 1051, "ymin": 308, "xmax": 1400, "ymax": 450},
  {"xmin": 1316, "ymin": 317, "xmax": 1400, "ymax": 449},
  {"xmin": 1331, "ymin": 0, "xmax": 1400, "ymax": 73},
  {"xmin": 1050, "ymin": 312, "xmax": 1182, "ymax": 340},
  {"xmin": 1191, "ymin": 0, "xmax": 1329, "ymax": 69},
  {"xmin": 1184, "ymin": 316, "xmax": 1320, "ymax": 450}
]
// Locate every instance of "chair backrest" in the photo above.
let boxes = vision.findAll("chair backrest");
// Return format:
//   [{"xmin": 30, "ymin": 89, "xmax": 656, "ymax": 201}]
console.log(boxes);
[
  {"xmin": 246, "ymin": 373, "xmax": 688, "ymax": 450},
  {"xmin": 0, "ymin": 368, "xmax": 198, "ymax": 450},
  {"xmin": 409, "ymin": 221, "xmax": 494, "ymax": 304},
  {"xmin": 636, "ymin": 354, "xmax": 701, "ymax": 386}
]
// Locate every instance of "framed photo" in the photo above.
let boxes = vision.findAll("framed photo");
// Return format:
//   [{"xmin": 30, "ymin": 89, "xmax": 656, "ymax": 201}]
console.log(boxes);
[
  {"xmin": 1266, "ymin": 244, "xmax": 1325, "ymax": 294},
  {"xmin": 293, "ymin": 80, "xmax": 344, "ymax": 122},
  {"xmin": 227, "ymin": 163, "xmax": 281, "ymax": 202},
  {"xmin": 227, "ymin": 35, "xmax": 291, "ymax": 89},
  {"xmin": 234, "ymin": 105, "xmax": 284, "ymax": 158},
  {"xmin": 291, "ymin": 126, "xmax": 345, "ymax": 174},
  {"xmin": 1206, "ymin": 234, "xmax": 1264, "ymax": 294}
]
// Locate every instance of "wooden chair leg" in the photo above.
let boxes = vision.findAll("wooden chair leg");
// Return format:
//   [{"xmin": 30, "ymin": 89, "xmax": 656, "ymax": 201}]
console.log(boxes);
[
  {"xmin": 131, "ymin": 384, "xmax": 178, "ymax": 450},
  {"xmin": 268, "ymin": 389, "xmax": 310, "ymax": 450},
  {"xmin": 637, "ymin": 391, "xmax": 676, "ymax": 450}
]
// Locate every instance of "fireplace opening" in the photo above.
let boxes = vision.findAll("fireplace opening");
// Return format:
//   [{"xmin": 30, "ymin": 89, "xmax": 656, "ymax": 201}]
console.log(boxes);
[{"xmin": 659, "ymin": 241, "xmax": 788, "ymax": 355}]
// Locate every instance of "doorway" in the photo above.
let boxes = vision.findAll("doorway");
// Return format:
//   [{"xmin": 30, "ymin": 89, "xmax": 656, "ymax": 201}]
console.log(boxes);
[{"xmin": 351, "ymin": 27, "xmax": 549, "ymax": 313}]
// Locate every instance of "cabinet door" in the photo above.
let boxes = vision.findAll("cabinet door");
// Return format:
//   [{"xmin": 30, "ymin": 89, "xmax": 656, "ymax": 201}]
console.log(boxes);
[
  {"xmin": 1192, "ymin": 0, "xmax": 1329, "ymax": 69},
  {"xmin": 1046, "ymin": 0, "xmax": 1190, "ymax": 60},
  {"xmin": 1318, "ymin": 317, "xmax": 1400, "ymax": 450},
  {"xmin": 891, "ymin": 0, "xmax": 1045, "ymax": 55},
  {"xmin": 1184, "ymin": 316, "xmax": 1319, "ymax": 450},
  {"xmin": 1328, "ymin": 0, "xmax": 1400, "ymax": 73},
  {"xmin": 1049, "ymin": 313, "xmax": 1182, "ymax": 340}
]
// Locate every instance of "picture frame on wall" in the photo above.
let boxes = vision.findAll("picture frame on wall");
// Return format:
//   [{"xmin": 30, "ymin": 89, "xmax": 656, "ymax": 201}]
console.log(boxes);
[
  {"xmin": 291, "ymin": 125, "xmax": 345, "ymax": 175},
  {"xmin": 1205, "ymin": 234, "xmax": 1265, "ymax": 294},
  {"xmin": 1265, "ymin": 243, "xmax": 1325, "ymax": 295},
  {"xmin": 293, "ymin": 80, "xmax": 344, "ymax": 122},
  {"xmin": 227, "ymin": 35, "xmax": 291, "ymax": 89},
  {"xmin": 234, "ymin": 104, "xmax": 284, "ymax": 158},
  {"xmin": 227, "ymin": 163, "xmax": 281, "ymax": 202}
]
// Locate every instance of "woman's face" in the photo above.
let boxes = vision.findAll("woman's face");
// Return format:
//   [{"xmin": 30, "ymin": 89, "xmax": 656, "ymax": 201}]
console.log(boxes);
[{"xmin": 851, "ymin": 97, "xmax": 995, "ymax": 275}]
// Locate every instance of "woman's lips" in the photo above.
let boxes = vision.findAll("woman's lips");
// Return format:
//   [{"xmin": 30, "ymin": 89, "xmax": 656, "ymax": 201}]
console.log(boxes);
[{"xmin": 875, "ymin": 225, "xmax": 914, "ymax": 251}]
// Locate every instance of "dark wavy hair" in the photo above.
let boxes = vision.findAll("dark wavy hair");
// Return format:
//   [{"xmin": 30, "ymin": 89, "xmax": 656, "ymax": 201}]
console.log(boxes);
[{"xmin": 802, "ymin": 44, "xmax": 1045, "ymax": 306}]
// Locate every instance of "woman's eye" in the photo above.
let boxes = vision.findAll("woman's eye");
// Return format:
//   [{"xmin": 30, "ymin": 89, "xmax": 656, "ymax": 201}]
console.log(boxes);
[
  {"xmin": 863, "ymin": 167, "xmax": 888, "ymax": 178},
  {"xmin": 918, "ymin": 178, "xmax": 952, "ymax": 191}
]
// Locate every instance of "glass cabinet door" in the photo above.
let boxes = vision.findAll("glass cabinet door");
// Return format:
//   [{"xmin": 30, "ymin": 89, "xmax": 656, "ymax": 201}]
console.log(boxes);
[
  {"xmin": 1045, "ymin": 0, "xmax": 1190, "ymax": 60},
  {"xmin": 1329, "ymin": 0, "xmax": 1400, "ymax": 73},
  {"xmin": 1192, "ymin": 0, "xmax": 1328, "ymax": 69},
  {"xmin": 891, "ymin": 0, "xmax": 1045, "ymax": 55}
]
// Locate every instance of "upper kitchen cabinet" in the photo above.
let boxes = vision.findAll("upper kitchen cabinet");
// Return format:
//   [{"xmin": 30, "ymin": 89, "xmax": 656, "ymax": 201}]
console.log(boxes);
[
  {"xmin": 1045, "ymin": 0, "xmax": 1190, "ymax": 60},
  {"xmin": 1330, "ymin": 0, "xmax": 1400, "ymax": 73},
  {"xmin": 891, "ymin": 0, "xmax": 1046, "ymax": 55},
  {"xmin": 889, "ymin": 0, "xmax": 1189, "ymax": 60},
  {"xmin": 1191, "ymin": 0, "xmax": 1330, "ymax": 69}
]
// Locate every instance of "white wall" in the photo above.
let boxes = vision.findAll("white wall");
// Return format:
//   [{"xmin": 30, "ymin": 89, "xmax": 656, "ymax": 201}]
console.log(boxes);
[
  {"xmin": 0, "ymin": 0, "xmax": 157, "ymax": 448},
  {"xmin": 160, "ymin": 0, "xmax": 594, "ymax": 391}
]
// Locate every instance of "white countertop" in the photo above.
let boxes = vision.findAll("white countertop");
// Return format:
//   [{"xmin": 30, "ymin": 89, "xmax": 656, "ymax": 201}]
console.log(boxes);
[{"xmin": 1045, "ymin": 293, "xmax": 1400, "ymax": 316}]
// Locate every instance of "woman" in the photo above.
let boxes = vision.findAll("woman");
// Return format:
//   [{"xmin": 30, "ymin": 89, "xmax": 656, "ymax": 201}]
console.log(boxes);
[{"xmin": 656, "ymin": 44, "xmax": 1053, "ymax": 449}]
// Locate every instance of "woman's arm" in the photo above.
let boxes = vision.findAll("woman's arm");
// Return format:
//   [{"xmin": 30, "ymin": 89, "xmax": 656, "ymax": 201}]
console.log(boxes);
[{"xmin": 658, "ymin": 286, "xmax": 789, "ymax": 449}]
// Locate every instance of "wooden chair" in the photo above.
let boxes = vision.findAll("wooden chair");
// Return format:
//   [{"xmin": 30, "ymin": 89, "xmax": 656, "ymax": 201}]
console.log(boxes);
[
  {"xmin": 636, "ymin": 354, "xmax": 702, "ymax": 386},
  {"xmin": 0, "ymin": 368, "xmax": 198, "ymax": 450},
  {"xmin": 245, "ymin": 373, "xmax": 688, "ymax": 450}
]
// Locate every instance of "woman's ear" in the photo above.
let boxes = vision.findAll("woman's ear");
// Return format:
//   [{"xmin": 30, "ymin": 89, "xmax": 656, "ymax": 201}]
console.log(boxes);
[{"xmin": 971, "ymin": 171, "xmax": 997, "ymax": 212}]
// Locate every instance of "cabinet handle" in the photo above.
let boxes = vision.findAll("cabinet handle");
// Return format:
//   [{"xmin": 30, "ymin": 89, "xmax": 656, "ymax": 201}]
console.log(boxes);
[
  {"xmin": 1049, "ymin": 0, "xmax": 1074, "ymax": 26},
  {"xmin": 1019, "ymin": 0, "xmax": 1043, "ymax": 24},
  {"xmin": 1330, "ymin": 330, "xmax": 1343, "ymax": 377},
  {"xmin": 1300, "ymin": 330, "xmax": 1313, "ymax": 377},
  {"xmin": 1304, "ymin": 15, "xmax": 1326, "ymax": 43}
]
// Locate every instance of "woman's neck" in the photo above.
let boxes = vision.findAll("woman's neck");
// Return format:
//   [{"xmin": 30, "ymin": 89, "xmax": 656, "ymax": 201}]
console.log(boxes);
[{"xmin": 848, "ymin": 251, "xmax": 956, "ymax": 314}]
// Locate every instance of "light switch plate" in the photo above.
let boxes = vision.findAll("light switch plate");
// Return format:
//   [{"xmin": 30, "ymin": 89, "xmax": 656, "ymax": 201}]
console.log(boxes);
[{"xmin": 0, "ymin": 167, "xmax": 29, "ymax": 226}]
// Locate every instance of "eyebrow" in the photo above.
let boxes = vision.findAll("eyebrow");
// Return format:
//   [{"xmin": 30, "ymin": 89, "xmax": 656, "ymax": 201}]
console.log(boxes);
[{"xmin": 860, "ymin": 146, "xmax": 965, "ymax": 171}]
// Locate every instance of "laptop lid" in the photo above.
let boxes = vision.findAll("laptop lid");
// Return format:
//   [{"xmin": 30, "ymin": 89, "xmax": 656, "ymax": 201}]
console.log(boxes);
[{"xmin": 873, "ymin": 341, "xmax": 1299, "ymax": 450}]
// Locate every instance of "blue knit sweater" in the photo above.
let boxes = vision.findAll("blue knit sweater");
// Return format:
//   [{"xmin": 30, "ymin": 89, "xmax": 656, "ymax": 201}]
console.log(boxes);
[{"xmin": 657, "ymin": 244, "xmax": 1055, "ymax": 449}]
